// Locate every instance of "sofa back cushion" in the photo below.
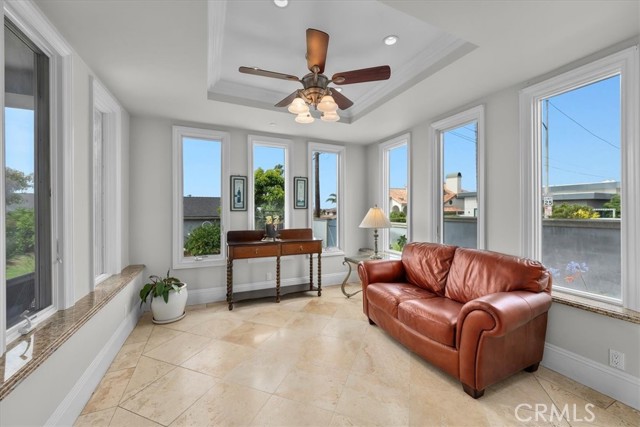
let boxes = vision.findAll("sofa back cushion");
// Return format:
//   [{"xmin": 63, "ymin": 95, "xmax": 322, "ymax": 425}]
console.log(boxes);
[
  {"xmin": 402, "ymin": 242, "xmax": 458, "ymax": 296},
  {"xmin": 445, "ymin": 248, "xmax": 551, "ymax": 304}
]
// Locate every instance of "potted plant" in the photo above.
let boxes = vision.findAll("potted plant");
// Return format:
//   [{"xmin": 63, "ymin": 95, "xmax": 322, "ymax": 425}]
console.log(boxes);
[{"xmin": 139, "ymin": 270, "xmax": 188, "ymax": 324}]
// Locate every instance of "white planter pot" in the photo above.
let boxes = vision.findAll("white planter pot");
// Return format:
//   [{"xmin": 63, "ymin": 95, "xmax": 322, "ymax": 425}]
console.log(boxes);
[{"xmin": 151, "ymin": 283, "xmax": 188, "ymax": 324}]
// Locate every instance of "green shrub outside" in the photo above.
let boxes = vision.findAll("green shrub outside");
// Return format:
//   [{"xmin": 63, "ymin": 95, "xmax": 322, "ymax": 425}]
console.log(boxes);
[{"xmin": 184, "ymin": 223, "xmax": 221, "ymax": 256}]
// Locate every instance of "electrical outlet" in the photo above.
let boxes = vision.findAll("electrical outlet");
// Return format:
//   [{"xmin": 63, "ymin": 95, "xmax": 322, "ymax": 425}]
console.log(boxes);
[
  {"xmin": 266, "ymin": 272, "xmax": 273, "ymax": 281},
  {"xmin": 609, "ymin": 349, "xmax": 625, "ymax": 370}
]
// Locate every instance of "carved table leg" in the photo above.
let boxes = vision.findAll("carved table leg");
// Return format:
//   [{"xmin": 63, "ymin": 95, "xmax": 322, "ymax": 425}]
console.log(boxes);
[
  {"xmin": 317, "ymin": 253, "xmax": 322, "ymax": 297},
  {"xmin": 226, "ymin": 258, "xmax": 234, "ymax": 310},
  {"xmin": 309, "ymin": 254, "xmax": 314, "ymax": 291},
  {"xmin": 276, "ymin": 255, "xmax": 281, "ymax": 303},
  {"xmin": 341, "ymin": 259, "xmax": 362, "ymax": 298}
]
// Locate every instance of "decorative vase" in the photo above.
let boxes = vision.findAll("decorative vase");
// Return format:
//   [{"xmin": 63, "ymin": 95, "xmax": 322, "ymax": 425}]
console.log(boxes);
[
  {"xmin": 265, "ymin": 224, "xmax": 277, "ymax": 238},
  {"xmin": 151, "ymin": 283, "xmax": 188, "ymax": 324}
]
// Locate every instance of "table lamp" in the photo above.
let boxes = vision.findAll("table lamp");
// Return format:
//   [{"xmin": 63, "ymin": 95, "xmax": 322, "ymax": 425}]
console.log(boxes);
[{"xmin": 359, "ymin": 205, "xmax": 392, "ymax": 259}]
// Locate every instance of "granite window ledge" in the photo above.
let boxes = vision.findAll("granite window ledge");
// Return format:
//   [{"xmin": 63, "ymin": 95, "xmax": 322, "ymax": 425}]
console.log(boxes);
[
  {"xmin": 0, "ymin": 265, "xmax": 145, "ymax": 400},
  {"xmin": 552, "ymin": 291, "xmax": 640, "ymax": 324}
]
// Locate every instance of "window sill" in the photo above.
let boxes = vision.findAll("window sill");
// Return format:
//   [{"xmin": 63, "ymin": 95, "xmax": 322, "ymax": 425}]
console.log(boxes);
[
  {"xmin": 0, "ymin": 265, "xmax": 145, "ymax": 400},
  {"xmin": 551, "ymin": 290, "xmax": 640, "ymax": 324}
]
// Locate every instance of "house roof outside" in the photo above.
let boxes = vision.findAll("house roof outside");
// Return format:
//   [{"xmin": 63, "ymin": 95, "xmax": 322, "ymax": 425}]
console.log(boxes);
[
  {"xmin": 443, "ymin": 185, "xmax": 457, "ymax": 204},
  {"xmin": 389, "ymin": 188, "xmax": 407, "ymax": 205},
  {"xmin": 183, "ymin": 196, "xmax": 220, "ymax": 220}
]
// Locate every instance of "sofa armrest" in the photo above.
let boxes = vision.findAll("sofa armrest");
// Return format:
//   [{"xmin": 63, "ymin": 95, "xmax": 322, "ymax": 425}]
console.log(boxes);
[
  {"xmin": 456, "ymin": 291, "xmax": 552, "ymax": 347},
  {"xmin": 456, "ymin": 290, "xmax": 552, "ymax": 393},
  {"xmin": 357, "ymin": 259, "xmax": 405, "ymax": 287},
  {"xmin": 357, "ymin": 259, "xmax": 405, "ymax": 318}
]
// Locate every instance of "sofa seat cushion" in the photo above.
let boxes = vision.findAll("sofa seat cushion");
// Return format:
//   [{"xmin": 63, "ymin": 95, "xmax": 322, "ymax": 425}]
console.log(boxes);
[
  {"xmin": 367, "ymin": 283, "xmax": 437, "ymax": 318},
  {"xmin": 402, "ymin": 242, "xmax": 457, "ymax": 296},
  {"xmin": 398, "ymin": 298, "xmax": 463, "ymax": 347}
]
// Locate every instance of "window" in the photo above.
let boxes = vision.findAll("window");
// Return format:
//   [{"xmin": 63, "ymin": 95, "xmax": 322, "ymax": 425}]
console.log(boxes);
[
  {"xmin": 4, "ymin": 19, "xmax": 52, "ymax": 330},
  {"xmin": 248, "ymin": 135, "xmax": 292, "ymax": 230},
  {"xmin": 172, "ymin": 126, "xmax": 229, "ymax": 269},
  {"xmin": 431, "ymin": 105, "xmax": 485, "ymax": 249},
  {"xmin": 91, "ymin": 78, "xmax": 123, "ymax": 285},
  {"xmin": 520, "ymin": 47, "xmax": 639, "ymax": 309},
  {"xmin": 309, "ymin": 142, "xmax": 345, "ymax": 252},
  {"xmin": 379, "ymin": 134, "xmax": 410, "ymax": 253},
  {"xmin": 2, "ymin": 2, "xmax": 73, "ymax": 355}
]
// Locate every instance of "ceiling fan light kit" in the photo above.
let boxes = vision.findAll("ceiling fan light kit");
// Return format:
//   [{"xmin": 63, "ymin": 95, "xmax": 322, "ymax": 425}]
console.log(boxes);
[
  {"xmin": 288, "ymin": 97, "xmax": 309, "ymax": 114},
  {"xmin": 295, "ymin": 112, "xmax": 314, "ymax": 124},
  {"xmin": 239, "ymin": 28, "xmax": 391, "ymax": 124},
  {"xmin": 321, "ymin": 111, "xmax": 340, "ymax": 122}
]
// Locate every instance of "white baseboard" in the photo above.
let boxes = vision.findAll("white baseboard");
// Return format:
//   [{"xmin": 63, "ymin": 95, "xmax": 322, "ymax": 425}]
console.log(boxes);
[
  {"xmin": 542, "ymin": 343, "xmax": 640, "ymax": 410},
  {"xmin": 45, "ymin": 306, "xmax": 141, "ymax": 426},
  {"xmin": 187, "ymin": 272, "xmax": 347, "ymax": 306}
]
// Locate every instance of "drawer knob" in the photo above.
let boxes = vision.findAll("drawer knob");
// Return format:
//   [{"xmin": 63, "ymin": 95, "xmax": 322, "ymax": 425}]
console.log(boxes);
[
  {"xmin": 299, "ymin": 245, "xmax": 303, "ymax": 251},
  {"xmin": 255, "ymin": 249, "xmax": 259, "ymax": 254}
]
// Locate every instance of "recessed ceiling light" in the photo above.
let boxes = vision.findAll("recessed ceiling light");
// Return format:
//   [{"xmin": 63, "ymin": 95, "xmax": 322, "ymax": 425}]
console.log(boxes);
[
  {"xmin": 384, "ymin": 35, "xmax": 398, "ymax": 46},
  {"xmin": 274, "ymin": 0, "xmax": 288, "ymax": 7}
]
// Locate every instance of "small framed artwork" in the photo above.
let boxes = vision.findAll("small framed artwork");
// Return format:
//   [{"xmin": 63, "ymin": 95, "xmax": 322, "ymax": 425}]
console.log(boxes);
[
  {"xmin": 230, "ymin": 175, "xmax": 247, "ymax": 211},
  {"xmin": 294, "ymin": 176, "xmax": 308, "ymax": 209}
]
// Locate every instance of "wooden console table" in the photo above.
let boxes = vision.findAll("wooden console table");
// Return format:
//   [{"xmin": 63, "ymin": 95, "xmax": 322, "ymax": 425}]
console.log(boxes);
[{"xmin": 226, "ymin": 228, "xmax": 322, "ymax": 310}]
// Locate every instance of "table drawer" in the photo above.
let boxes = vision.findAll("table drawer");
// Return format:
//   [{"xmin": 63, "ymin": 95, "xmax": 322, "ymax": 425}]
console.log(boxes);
[
  {"xmin": 281, "ymin": 241, "xmax": 321, "ymax": 256},
  {"xmin": 231, "ymin": 245, "xmax": 279, "ymax": 259}
]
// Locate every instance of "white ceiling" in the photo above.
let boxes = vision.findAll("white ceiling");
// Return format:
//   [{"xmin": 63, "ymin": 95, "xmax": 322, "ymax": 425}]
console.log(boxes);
[{"xmin": 33, "ymin": 0, "xmax": 639, "ymax": 145}]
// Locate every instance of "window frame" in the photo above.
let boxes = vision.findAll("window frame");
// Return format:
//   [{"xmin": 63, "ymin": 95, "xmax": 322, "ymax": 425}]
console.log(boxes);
[
  {"xmin": 519, "ymin": 46, "xmax": 639, "ymax": 310},
  {"xmin": 91, "ymin": 77, "xmax": 123, "ymax": 286},
  {"xmin": 379, "ymin": 133, "xmax": 411, "ymax": 254},
  {"xmin": 247, "ymin": 134, "xmax": 293, "ymax": 230},
  {"xmin": 430, "ymin": 105, "xmax": 486, "ymax": 249},
  {"xmin": 307, "ymin": 142, "xmax": 346, "ymax": 255},
  {"xmin": 2, "ymin": 1, "xmax": 74, "ymax": 354},
  {"xmin": 171, "ymin": 126, "xmax": 230, "ymax": 269}
]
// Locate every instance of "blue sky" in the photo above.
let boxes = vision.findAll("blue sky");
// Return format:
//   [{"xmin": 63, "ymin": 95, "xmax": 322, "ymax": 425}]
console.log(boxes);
[
  {"xmin": 444, "ymin": 122, "xmax": 477, "ymax": 191},
  {"xmin": 183, "ymin": 137, "xmax": 221, "ymax": 197},
  {"xmin": 4, "ymin": 74, "xmax": 621, "ymax": 201},
  {"xmin": 543, "ymin": 74, "xmax": 620, "ymax": 186}
]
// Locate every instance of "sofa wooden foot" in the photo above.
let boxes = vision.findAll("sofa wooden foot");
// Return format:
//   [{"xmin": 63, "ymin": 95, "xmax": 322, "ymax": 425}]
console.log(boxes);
[
  {"xmin": 524, "ymin": 362, "xmax": 540, "ymax": 373},
  {"xmin": 462, "ymin": 384, "xmax": 484, "ymax": 399},
  {"xmin": 368, "ymin": 318, "xmax": 376, "ymax": 325}
]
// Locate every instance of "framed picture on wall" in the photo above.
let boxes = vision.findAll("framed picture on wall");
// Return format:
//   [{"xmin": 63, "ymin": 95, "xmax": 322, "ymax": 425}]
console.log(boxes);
[
  {"xmin": 230, "ymin": 175, "xmax": 247, "ymax": 211},
  {"xmin": 294, "ymin": 176, "xmax": 308, "ymax": 209}
]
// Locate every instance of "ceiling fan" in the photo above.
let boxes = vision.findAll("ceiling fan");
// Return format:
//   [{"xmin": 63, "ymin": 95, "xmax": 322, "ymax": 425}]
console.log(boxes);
[{"xmin": 239, "ymin": 28, "xmax": 391, "ymax": 123}]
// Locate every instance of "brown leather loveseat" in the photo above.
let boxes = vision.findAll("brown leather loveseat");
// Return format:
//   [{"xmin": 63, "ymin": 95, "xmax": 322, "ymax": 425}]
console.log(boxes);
[{"xmin": 358, "ymin": 242, "xmax": 552, "ymax": 398}]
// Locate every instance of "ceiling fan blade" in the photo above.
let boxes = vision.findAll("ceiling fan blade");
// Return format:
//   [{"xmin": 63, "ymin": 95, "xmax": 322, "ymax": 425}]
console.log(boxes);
[
  {"xmin": 239, "ymin": 66, "xmax": 300, "ymax": 82},
  {"xmin": 274, "ymin": 91, "xmax": 299, "ymax": 107},
  {"xmin": 306, "ymin": 28, "xmax": 329, "ymax": 74},
  {"xmin": 332, "ymin": 65, "xmax": 391, "ymax": 85},
  {"xmin": 329, "ymin": 89, "xmax": 353, "ymax": 110}
]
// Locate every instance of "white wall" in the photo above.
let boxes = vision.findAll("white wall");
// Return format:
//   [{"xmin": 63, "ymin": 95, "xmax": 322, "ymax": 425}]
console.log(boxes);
[
  {"xmin": 365, "ymin": 38, "xmax": 640, "ymax": 406},
  {"xmin": 129, "ymin": 117, "xmax": 369, "ymax": 300}
]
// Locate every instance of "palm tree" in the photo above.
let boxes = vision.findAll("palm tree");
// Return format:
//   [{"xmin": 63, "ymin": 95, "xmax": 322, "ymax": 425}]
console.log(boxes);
[{"xmin": 325, "ymin": 193, "xmax": 337, "ymax": 205}]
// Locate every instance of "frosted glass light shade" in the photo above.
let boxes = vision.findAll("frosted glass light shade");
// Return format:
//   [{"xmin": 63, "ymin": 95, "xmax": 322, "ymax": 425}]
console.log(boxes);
[
  {"xmin": 295, "ymin": 112, "xmax": 314, "ymax": 123},
  {"xmin": 288, "ymin": 97, "xmax": 309, "ymax": 114},
  {"xmin": 318, "ymin": 95, "xmax": 338, "ymax": 113},
  {"xmin": 321, "ymin": 111, "xmax": 340, "ymax": 122}
]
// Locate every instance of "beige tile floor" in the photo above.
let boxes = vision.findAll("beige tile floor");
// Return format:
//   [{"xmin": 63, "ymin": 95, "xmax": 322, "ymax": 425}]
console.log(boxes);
[{"xmin": 75, "ymin": 284, "xmax": 639, "ymax": 427}]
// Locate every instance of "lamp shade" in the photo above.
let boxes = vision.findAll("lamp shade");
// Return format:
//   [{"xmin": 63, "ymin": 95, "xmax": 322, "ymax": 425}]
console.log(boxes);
[
  {"xmin": 359, "ymin": 206, "xmax": 391, "ymax": 229},
  {"xmin": 318, "ymin": 95, "xmax": 338, "ymax": 113},
  {"xmin": 295, "ymin": 112, "xmax": 314, "ymax": 124},
  {"xmin": 288, "ymin": 97, "xmax": 309, "ymax": 114},
  {"xmin": 321, "ymin": 111, "xmax": 340, "ymax": 122}
]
